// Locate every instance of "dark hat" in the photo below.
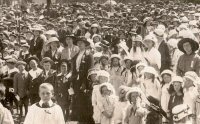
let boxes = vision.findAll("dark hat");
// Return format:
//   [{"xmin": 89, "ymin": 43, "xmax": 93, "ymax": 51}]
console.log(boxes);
[
  {"xmin": 6, "ymin": 58, "xmax": 17, "ymax": 64},
  {"xmin": 40, "ymin": 57, "xmax": 54, "ymax": 66},
  {"xmin": 178, "ymin": 38, "xmax": 199, "ymax": 53},
  {"xmin": 27, "ymin": 56, "xmax": 39, "ymax": 64},
  {"xmin": 16, "ymin": 61, "xmax": 27, "ymax": 67},
  {"xmin": 75, "ymin": 36, "xmax": 90, "ymax": 46},
  {"xmin": 65, "ymin": 34, "xmax": 76, "ymax": 40}
]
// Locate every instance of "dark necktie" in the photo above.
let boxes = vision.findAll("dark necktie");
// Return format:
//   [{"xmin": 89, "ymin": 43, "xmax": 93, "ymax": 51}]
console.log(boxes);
[{"xmin": 42, "ymin": 102, "xmax": 50, "ymax": 108}]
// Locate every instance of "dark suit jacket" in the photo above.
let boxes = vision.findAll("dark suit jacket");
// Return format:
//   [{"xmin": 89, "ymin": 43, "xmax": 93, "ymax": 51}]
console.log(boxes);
[
  {"xmin": 158, "ymin": 41, "xmax": 171, "ymax": 72},
  {"xmin": 29, "ymin": 36, "xmax": 44, "ymax": 60},
  {"xmin": 71, "ymin": 51, "xmax": 94, "ymax": 93},
  {"xmin": 18, "ymin": 51, "xmax": 31, "ymax": 63},
  {"xmin": 40, "ymin": 69, "xmax": 56, "ymax": 86}
]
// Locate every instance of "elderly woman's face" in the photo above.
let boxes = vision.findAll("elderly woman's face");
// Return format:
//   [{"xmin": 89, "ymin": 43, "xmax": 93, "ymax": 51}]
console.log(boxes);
[{"xmin": 183, "ymin": 42, "xmax": 192, "ymax": 54}]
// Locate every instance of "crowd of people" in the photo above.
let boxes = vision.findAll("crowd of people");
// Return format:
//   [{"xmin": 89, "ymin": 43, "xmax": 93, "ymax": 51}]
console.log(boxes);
[{"xmin": 1, "ymin": 0, "xmax": 200, "ymax": 124}]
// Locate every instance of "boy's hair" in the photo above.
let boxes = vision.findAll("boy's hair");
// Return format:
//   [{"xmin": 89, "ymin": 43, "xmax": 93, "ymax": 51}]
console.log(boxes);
[{"xmin": 39, "ymin": 83, "xmax": 54, "ymax": 93}]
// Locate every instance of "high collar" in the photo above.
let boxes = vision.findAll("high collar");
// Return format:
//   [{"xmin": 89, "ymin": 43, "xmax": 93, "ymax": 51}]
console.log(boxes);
[{"xmin": 39, "ymin": 100, "xmax": 53, "ymax": 107}]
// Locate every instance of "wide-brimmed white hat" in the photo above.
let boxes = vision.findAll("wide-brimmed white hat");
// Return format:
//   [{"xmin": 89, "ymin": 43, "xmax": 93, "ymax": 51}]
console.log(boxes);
[
  {"xmin": 110, "ymin": 54, "xmax": 121, "ymax": 60},
  {"xmin": 143, "ymin": 34, "xmax": 158, "ymax": 45},
  {"xmin": 141, "ymin": 66, "xmax": 158, "ymax": 77},
  {"xmin": 172, "ymin": 104, "xmax": 192, "ymax": 122}
]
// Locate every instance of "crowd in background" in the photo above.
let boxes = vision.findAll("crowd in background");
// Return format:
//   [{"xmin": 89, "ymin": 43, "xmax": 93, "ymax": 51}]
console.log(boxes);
[{"xmin": 1, "ymin": 1, "xmax": 200, "ymax": 124}]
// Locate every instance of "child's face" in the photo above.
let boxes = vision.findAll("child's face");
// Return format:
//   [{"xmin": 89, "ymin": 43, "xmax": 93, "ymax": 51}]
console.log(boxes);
[
  {"xmin": 162, "ymin": 74, "xmax": 171, "ymax": 84},
  {"xmin": 130, "ymin": 92, "xmax": 140, "ymax": 104},
  {"xmin": 90, "ymin": 74, "xmax": 97, "ymax": 82},
  {"xmin": 39, "ymin": 88, "xmax": 53, "ymax": 102},
  {"xmin": 101, "ymin": 86, "xmax": 109, "ymax": 96},
  {"xmin": 144, "ymin": 72, "xmax": 153, "ymax": 79},
  {"xmin": 99, "ymin": 76, "xmax": 108, "ymax": 84}
]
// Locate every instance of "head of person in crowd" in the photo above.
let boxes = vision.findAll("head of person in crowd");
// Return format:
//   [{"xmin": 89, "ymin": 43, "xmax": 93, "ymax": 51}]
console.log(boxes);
[
  {"xmin": 118, "ymin": 85, "xmax": 130, "ymax": 102},
  {"xmin": 172, "ymin": 104, "xmax": 192, "ymax": 124},
  {"xmin": 28, "ymin": 56, "xmax": 40, "ymax": 71},
  {"xmin": 64, "ymin": 34, "xmax": 76, "ymax": 48},
  {"xmin": 178, "ymin": 38, "xmax": 199, "ymax": 55},
  {"xmin": 131, "ymin": 35, "xmax": 145, "ymax": 52},
  {"xmin": 143, "ymin": 34, "xmax": 157, "ymax": 50},
  {"xmin": 32, "ymin": 28, "xmax": 43, "ymax": 38},
  {"xmin": 14, "ymin": 42, "xmax": 21, "ymax": 51},
  {"xmin": 47, "ymin": 37, "xmax": 60, "ymax": 51},
  {"xmin": 142, "ymin": 66, "xmax": 158, "ymax": 82},
  {"xmin": 110, "ymin": 54, "xmax": 121, "ymax": 68},
  {"xmin": 126, "ymin": 87, "xmax": 143, "ymax": 106},
  {"xmin": 25, "ymin": 31, "xmax": 34, "ymax": 41},
  {"xmin": 45, "ymin": 30, "xmax": 58, "ymax": 40},
  {"xmin": 99, "ymin": 82, "xmax": 115, "ymax": 97},
  {"xmin": 16, "ymin": 61, "xmax": 27, "ymax": 73},
  {"xmin": 87, "ymin": 68, "xmax": 99, "ymax": 85},
  {"xmin": 21, "ymin": 43, "xmax": 30, "ymax": 53},
  {"xmin": 97, "ymin": 70, "xmax": 110, "ymax": 84},
  {"xmin": 39, "ymin": 83, "xmax": 54, "ymax": 103},
  {"xmin": 167, "ymin": 38, "xmax": 179, "ymax": 52},
  {"xmin": 135, "ymin": 62, "xmax": 147, "ymax": 77},
  {"xmin": 40, "ymin": 57, "xmax": 54, "ymax": 71},
  {"xmin": 93, "ymin": 52, "xmax": 102, "ymax": 64},
  {"xmin": 76, "ymin": 36, "xmax": 90, "ymax": 51},
  {"xmin": 183, "ymin": 71, "xmax": 198, "ymax": 89},
  {"xmin": 124, "ymin": 56, "xmax": 134, "ymax": 70},
  {"xmin": 99, "ymin": 54, "xmax": 109, "ymax": 66},
  {"xmin": 169, "ymin": 76, "xmax": 184, "ymax": 95},
  {"xmin": 92, "ymin": 34, "xmax": 101, "ymax": 44},
  {"xmin": 90, "ymin": 23, "xmax": 100, "ymax": 35},
  {"xmin": 60, "ymin": 59, "xmax": 71, "ymax": 75},
  {"xmin": 161, "ymin": 69, "xmax": 174, "ymax": 87},
  {"xmin": 154, "ymin": 27, "xmax": 165, "ymax": 43},
  {"xmin": 6, "ymin": 58, "xmax": 17, "ymax": 69}
]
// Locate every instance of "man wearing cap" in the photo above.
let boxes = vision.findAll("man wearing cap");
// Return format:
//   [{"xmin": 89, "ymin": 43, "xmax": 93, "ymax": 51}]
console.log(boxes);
[
  {"xmin": 14, "ymin": 61, "xmax": 29, "ymax": 117},
  {"xmin": 71, "ymin": 36, "xmax": 94, "ymax": 123}
]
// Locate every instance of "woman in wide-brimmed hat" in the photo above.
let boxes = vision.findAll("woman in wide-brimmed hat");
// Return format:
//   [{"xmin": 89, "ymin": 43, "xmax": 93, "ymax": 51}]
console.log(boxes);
[
  {"xmin": 176, "ymin": 38, "xmax": 200, "ymax": 76},
  {"xmin": 43, "ymin": 37, "xmax": 61, "ymax": 69},
  {"xmin": 60, "ymin": 34, "xmax": 79, "ymax": 60}
]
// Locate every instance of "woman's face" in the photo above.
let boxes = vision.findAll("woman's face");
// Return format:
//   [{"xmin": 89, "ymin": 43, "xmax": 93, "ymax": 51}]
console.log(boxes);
[
  {"xmin": 92, "ymin": 27, "xmax": 98, "ymax": 33},
  {"xmin": 112, "ymin": 58, "xmax": 119, "ymax": 67},
  {"xmin": 162, "ymin": 74, "xmax": 172, "ymax": 84},
  {"xmin": 183, "ymin": 42, "xmax": 192, "ymax": 54},
  {"xmin": 29, "ymin": 60, "xmax": 38, "ymax": 69},
  {"xmin": 77, "ymin": 41, "xmax": 86, "ymax": 50},
  {"xmin": 50, "ymin": 41, "xmax": 58, "ymax": 50},
  {"xmin": 144, "ymin": 40, "xmax": 154, "ymax": 49},
  {"xmin": 173, "ymin": 82, "xmax": 182, "ymax": 93},
  {"xmin": 65, "ymin": 37, "xmax": 73, "ymax": 46},
  {"xmin": 90, "ymin": 74, "xmax": 97, "ymax": 82},
  {"xmin": 101, "ymin": 58, "xmax": 108, "ymax": 65},
  {"xmin": 183, "ymin": 77, "xmax": 193, "ymax": 88}
]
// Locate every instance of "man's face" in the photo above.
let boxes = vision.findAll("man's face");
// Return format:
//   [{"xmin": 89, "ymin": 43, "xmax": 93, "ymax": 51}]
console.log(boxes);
[{"xmin": 43, "ymin": 62, "xmax": 51, "ymax": 71}]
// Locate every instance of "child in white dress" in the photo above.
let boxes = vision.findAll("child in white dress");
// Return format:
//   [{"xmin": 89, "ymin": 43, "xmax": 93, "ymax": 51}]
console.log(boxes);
[
  {"xmin": 99, "ymin": 83, "xmax": 116, "ymax": 124},
  {"xmin": 23, "ymin": 83, "xmax": 65, "ymax": 124}
]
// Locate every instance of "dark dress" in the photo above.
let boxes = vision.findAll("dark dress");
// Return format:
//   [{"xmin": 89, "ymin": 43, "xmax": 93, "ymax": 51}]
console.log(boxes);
[
  {"xmin": 71, "ymin": 51, "xmax": 94, "ymax": 124},
  {"xmin": 54, "ymin": 72, "xmax": 72, "ymax": 121},
  {"xmin": 168, "ymin": 93, "xmax": 184, "ymax": 124}
]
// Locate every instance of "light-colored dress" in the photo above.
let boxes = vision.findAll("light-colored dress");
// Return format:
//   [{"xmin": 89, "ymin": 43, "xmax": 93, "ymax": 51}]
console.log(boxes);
[
  {"xmin": 99, "ymin": 96, "xmax": 116, "ymax": 124},
  {"xmin": 109, "ymin": 67, "xmax": 124, "ymax": 95},
  {"xmin": 113, "ymin": 99, "xmax": 130, "ymax": 124},
  {"xmin": 195, "ymin": 95, "xmax": 200, "ymax": 124}
]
